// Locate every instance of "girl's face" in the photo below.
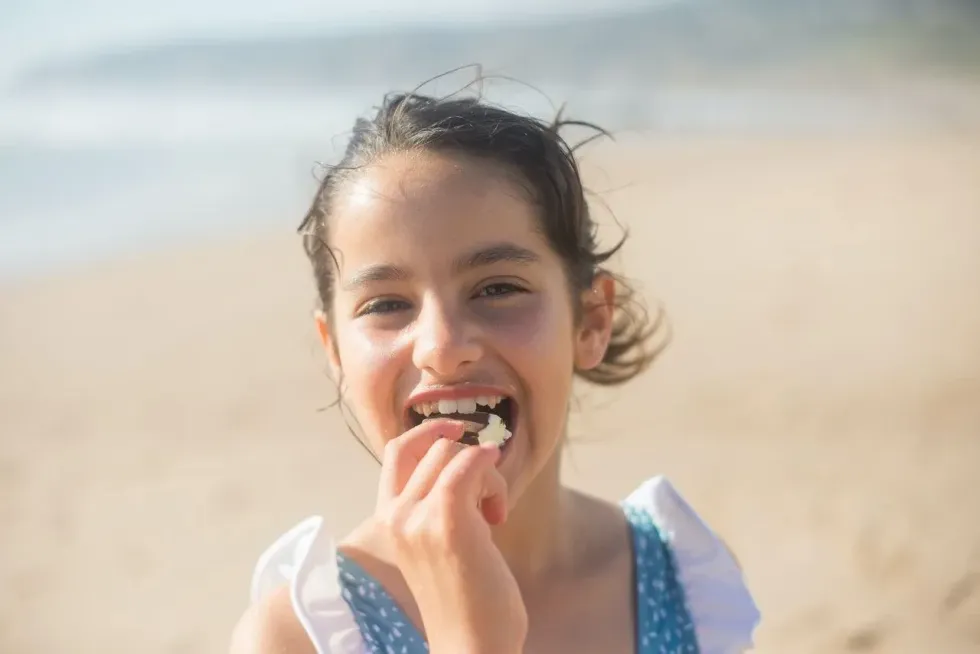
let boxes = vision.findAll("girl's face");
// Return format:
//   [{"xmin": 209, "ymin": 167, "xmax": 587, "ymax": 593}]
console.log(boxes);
[{"xmin": 318, "ymin": 151, "xmax": 613, "ymax": 502}]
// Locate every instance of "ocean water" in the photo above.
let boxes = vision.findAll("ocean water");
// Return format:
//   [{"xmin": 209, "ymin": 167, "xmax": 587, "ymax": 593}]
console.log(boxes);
[
  {"xmin": 0, "ymin": 87, "xmax": 374, "ymax": 278},
  {"xmin": 0, "ymin": 43, "xmax": 962, "ymax": 280}
]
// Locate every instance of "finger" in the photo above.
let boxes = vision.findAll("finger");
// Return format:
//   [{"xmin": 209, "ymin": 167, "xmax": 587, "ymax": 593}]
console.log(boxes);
[
  {"xmin": 479, "ymin": 469, "xmax": 509, "ymax": 525},
  {"xmin": 432, "ymin": 444, "xmax": 507, "ymax": 519},
  {"xmin": 399, "ymin": 437, "xmax": 465, "ymax": 502},
  {"xmin": 378, "ymin": 419, "xmax": 465, "ymax": 505}
]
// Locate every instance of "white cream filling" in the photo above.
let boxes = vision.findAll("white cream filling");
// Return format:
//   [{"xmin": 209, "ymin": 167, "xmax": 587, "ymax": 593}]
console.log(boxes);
[{"xmin": 477, "ymin": 413, "xmax": 512, "ymax": 447}]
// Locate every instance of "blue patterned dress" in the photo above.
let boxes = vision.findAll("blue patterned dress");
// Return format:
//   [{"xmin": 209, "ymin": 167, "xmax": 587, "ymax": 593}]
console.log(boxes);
[
  {"xmin": 336, "ymin": 502, "xmax": 700, "ymax": 654},
  {"xmin": 249, "ymin": 476, "xmax": 760, "ymax": 654}
]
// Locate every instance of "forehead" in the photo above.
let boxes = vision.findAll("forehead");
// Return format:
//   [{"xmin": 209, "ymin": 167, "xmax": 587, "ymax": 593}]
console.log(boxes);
[{"xmin": 329, "ymin": 151, "xmax": 545, "ymax": 268}]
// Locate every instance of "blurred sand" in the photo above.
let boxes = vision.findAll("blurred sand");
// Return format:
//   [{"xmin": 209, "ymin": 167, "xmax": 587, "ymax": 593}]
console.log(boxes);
[{"xmin": 1, "ymin": 123, "xmax": 979, "ymax": 653}]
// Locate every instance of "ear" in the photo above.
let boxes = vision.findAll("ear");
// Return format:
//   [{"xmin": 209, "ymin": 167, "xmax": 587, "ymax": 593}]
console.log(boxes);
[
  {"xmin": 574, "ymin": 273, "xmax": 616, "ymax": 372},
  {"xmin": 315, "ymin": 310, "xmax": 342, "ymax": 380}
]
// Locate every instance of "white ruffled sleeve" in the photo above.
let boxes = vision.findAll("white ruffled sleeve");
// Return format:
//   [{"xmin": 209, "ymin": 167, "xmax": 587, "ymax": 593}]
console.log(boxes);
[
  {"xmin": 625, "ymin": 476, "xmax": 761, "ymax": 654},
  {"xmin": 250, "ymin": 516, "xmax": 367, "ymax": 654}
]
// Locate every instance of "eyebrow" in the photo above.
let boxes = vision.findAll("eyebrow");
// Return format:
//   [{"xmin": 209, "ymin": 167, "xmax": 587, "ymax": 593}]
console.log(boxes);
[{"xmin": 341, "ymin": 242, "xmax": 541, "ymax": 291}]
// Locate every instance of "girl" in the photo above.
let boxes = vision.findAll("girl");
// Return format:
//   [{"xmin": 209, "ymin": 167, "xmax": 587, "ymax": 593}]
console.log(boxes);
[{"xmin": 232, "ymin": 92, "xmax": 760, "ymax": 654}]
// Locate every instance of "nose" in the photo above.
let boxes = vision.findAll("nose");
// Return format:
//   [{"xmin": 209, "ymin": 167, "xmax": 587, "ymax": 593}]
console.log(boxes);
[{"xmin": 411, "ymin": 298, "xmax": 483, "ymax": 378}]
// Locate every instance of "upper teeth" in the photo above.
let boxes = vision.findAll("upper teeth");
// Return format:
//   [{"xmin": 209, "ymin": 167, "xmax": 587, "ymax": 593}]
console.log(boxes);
[{"xmin": 413, "ymin": 395, "xmax": 503, "ymax": 416}]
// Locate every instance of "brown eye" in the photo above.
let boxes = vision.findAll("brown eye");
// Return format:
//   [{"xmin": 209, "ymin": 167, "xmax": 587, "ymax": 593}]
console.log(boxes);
[
  {"xmin": 359, "ymin": 298, "xmax": 411, "ymax": 316},
  {"xmin": 476, "ymin": 283, "xmax": 527, "ymax": 299}
]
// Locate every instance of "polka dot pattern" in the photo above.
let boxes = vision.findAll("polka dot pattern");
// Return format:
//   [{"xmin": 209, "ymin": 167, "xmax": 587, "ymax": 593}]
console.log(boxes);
[
  {"xmin": 337, "ymin": 556, "xmax": 428, "ymax": 654},
  {"xmin": 623, "ymin": 504, "xmax": 700, "ymax": 654},
  {"xmin": 335, "ymin": 505, "xmax": 699, "ymax": 654}
]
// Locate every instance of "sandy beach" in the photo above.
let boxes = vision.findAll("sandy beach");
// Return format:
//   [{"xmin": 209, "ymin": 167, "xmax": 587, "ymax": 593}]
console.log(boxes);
[{"xmin": 2, "ymin": 121, "xmax": 979, "ymax": 652}]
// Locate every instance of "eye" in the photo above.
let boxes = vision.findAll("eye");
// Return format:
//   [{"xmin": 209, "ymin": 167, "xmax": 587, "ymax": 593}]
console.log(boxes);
[
  {"xmin": 475, "ymin": 282, "xmax": 527, "ymax": 299},
  {"xmin": 358, "ymin": 298, "xmax": 411, "ymax": 316}
]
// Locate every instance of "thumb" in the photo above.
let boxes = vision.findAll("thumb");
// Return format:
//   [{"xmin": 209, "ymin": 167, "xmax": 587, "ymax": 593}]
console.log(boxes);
[
  {"xmin": 477, "ymin": 447, "xmax": 508, "ymax": 525},
  {"xmin": 480, "ymin": 494, "xmax": 508, "ymax": 525}
]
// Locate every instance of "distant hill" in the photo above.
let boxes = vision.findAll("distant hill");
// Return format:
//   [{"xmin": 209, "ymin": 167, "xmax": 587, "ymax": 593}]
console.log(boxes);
[{"xmin": 10, "ymin": 0, "xmax": 980, "ymax": 92}]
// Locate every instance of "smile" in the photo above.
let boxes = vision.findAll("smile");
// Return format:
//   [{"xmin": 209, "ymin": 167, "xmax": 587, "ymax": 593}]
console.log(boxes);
[{"xmin": 408, "ymin": 395, "xmax": 517, "ymax": 447}]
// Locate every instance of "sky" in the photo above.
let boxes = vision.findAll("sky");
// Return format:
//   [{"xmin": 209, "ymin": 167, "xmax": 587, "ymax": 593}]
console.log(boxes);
[{"xmin": 0, "ymin": 0, "xmax": 668, "ymax": 83}]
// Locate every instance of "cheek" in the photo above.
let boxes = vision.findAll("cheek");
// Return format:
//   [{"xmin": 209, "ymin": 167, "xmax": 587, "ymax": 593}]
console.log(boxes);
[
  {"xmin": 490, "ymin": 297, "xmax": 575, "ymax": 450},
  {"xmin": 336, "ymin": 326, "xmax": 401, "ymax": 419},
  {"xmin": 488, "ymin": 293, "xmax": 576, "ymax": 370}
]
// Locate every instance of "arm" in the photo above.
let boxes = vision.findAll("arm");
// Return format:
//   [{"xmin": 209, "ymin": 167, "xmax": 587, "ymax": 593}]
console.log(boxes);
[{"xmin": 229, "ymin": 585, "xmax": 317, "ymax": 654}]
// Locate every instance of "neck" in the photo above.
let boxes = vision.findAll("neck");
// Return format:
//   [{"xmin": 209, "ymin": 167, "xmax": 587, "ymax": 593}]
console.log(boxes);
[{"xmin": 490, "ymin": 444, "xmax": 573, "ymax": 590}]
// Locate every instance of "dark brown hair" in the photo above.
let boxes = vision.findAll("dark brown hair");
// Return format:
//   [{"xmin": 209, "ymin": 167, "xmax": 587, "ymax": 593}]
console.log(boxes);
[{"xmin": 298, "ymin": 90, "xmax": 667, "ymax": 385}]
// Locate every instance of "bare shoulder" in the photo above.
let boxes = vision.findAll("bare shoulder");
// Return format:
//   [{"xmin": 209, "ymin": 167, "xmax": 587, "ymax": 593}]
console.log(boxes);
[
  {"xmin": 569, "ymin": 488, "xmax": 745, "ymax": 570},
  {"xmin": 229, "ymin": 584, "xmax": 316, "ymax": 654},
  {"xmin": 568, "ymin": 489, "xmax": 628, "ymax": 532},
  {"xmin": 564, "ymin": 489, "xmax": 634, "ymax": 567}
]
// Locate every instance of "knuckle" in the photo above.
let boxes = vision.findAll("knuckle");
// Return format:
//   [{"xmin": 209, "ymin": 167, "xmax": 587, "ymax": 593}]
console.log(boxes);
[
  {"xmin": 423, "ymin": 498, "xmax": 460, "ymax": 545},
  {"xmin": 402, "ymin": 507, "xmax": 444, "ymax": 548},
  {"xmin": 430, "ymin": 437, "xmax": 457, "ymax": 457},
  {"xmin": 432, "ymin": 489, "xmax": 462, "ymax": 518},
  {"xmin": 377, "ymin": 504, "xmax": 405, "ymax": 536},
  {"xmin": 395, "ymin": 511, "xmax": 421, "ymax": 543},
  {"xmin": 443, "ymin": 448, "xmax": 482, "ymax": 484}
]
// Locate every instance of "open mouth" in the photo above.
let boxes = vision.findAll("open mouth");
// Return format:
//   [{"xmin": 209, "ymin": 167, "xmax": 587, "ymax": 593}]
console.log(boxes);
[{"xmin": 408, "ymin": 396, "xmax": 516, "ymax": 447}]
